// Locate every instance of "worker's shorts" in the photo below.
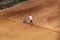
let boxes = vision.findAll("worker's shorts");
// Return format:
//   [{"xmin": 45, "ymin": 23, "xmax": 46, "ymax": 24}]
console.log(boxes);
[{"xmin": 30, "ymin": 20, "xmax": 32, "ymax": 23}]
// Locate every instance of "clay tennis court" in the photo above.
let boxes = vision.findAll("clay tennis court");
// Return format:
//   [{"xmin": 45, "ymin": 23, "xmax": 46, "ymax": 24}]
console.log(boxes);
[{"xmin": 0, "ymin": 0, "xmax": 60, "ymax": 40}]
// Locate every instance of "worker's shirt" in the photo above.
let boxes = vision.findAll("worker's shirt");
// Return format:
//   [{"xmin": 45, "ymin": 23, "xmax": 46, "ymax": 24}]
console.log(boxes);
[{"xmin": 29, "ymin": 16, "xmax": 32, "ymax": 20}]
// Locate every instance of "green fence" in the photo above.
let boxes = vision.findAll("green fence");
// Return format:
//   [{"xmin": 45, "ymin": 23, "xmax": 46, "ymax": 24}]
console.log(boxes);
[{"xmin": 0, "ymin": 0, "xmax": 27, "ymax": 10}]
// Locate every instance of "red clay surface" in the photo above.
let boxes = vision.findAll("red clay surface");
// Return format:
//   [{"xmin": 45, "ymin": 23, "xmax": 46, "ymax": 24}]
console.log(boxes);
[{"xmin": 0, "ymin": 0, "xmax": 60, "ymax": 40}]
